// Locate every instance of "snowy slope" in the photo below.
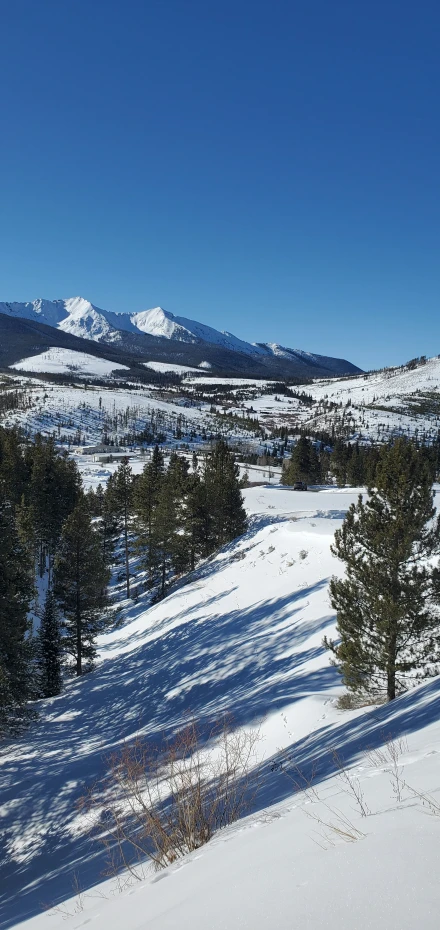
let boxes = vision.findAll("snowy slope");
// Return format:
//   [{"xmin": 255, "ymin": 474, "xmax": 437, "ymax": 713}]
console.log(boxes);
[
  {"xmin": 10, "ymin": 348, "xmax": 130, "ymax": 378},
  {"xmin": 2, "ymin": 485, "xmax": 440, "ymax": 928}
]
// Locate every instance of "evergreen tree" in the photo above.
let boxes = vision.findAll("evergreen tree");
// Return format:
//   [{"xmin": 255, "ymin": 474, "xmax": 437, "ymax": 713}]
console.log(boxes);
[
  {"xmin": 39, "ymin": 588, "xmax": 62, "ymax": 697},
  {"xmin": 134, "ymin": 446, "xmax": 164, "ymax": 586},
  {"xmin": 0, "ymin": 497, "xmax": 34, "ymax": 729},
  {"xmin": 54, "ymin": 501, "xmax": 110, "ymax": 676},
  {"xmin": 185, "ymin": 470, "xmax": 210, "ymax": 568},
  {"xmin": 106, "ymin": 460, "xmax": 134, "ymax": 597},
  {"xmin": 29, "ymin": 436, "xmax": 81, "ymax": 577},
  {"xmin": 152, "ymin": 453, "xmax": 190, "ymax": 597},
  {"xmin": 325, "ymin": 439, "xmax": 440, "ymax": 701},
  {"xmin": 0, "ymin": 426, "xmax": 29, "ymax": 504},
  {"xmin": 282, "ymin": 436, "xmax": 320, "ymax": 486},
  {"xmin": 202, "ymin": 441, "xmax": 247, "ymax": 550}
]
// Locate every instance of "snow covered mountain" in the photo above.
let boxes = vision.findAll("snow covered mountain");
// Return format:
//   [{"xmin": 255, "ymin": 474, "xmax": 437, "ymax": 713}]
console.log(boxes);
[{"xmin": 0, "ymin": 298, "xmax": 362, "ymax": 376}]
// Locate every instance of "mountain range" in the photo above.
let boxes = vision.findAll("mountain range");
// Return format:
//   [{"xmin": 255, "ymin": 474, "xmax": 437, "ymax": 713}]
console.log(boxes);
[{"xmin": 0, "ymin": 297, "xmax": 362, "ymax": 379}]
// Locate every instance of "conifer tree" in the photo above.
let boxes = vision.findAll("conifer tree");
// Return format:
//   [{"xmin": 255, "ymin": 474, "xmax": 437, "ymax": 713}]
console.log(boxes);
[
  {"xmin": 202, "ymin": 440, "xmax": 247, "ymax": 550},
  {"xmin": 325, "ymin": 439, "xmax": 440, "ymax": 701},
  {"xmin": 134, "ymin": 446, "xmax": 164, "ymax": 586},
  {"xmin": 0, "ymin": 497, "xmax": 34, "ymax": 729},
  {"xmin": 106, "ymin": 460, "xmax": 134, "ymax": 597},
  {"xmin": 282, "ymin": 436, "xmax": 319, "ymax": 486},
  {"xmin": 29, "ymin": 436, "xmax": 81, "ymax": 576},
  {"xmin": 153, "ymin": 453, "xmax": 190, "ymax": 597},
  {"xmin": 185, "ymin": 469, "xmax": 209, "ymax": 569},
  {"xmin": 39, "ymin": 588, "xmax": 62, "ymax": 697},
  {"xmin": 54, "ymin": 501, "xmax": 110, "ymax": 676}
]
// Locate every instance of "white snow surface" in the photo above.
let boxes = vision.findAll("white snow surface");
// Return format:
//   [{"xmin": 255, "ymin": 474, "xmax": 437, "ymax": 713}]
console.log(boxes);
[
  {"xmin": 10, "ymin": 348, "xmax": 129, "ymax": 378},
  {"xmin": 2, "ymin": 485, "xmax": 440, "ymax": 928},
  {"xmin": 143, "ymin": 360, "xmax": 203, "ymax": 374}
]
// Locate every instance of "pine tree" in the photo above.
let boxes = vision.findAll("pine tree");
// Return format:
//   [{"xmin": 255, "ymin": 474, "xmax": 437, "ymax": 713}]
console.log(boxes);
[
  {"xmin": 153, "ymin": 453, "xmax": 190, "ymax": 597},
  {"xmin": 29, "ymin": 436, "xmax": 81, "ymax": 577},
  {"xmin": 282, "ymin": 436, "xmax": 319, "ymax": 486},
  {"xmin": 325, "ymin": 439, "xmax": 440, "ymax": 701},
  {"xmin": 39, "ymin": 588, "xmax": 62, "ymax": 697},
  {"xmin": 0, "ymin": 497, "xmax": 34, "ymax": 729},
  {"xmin": 54, "ymin": 501, "xmax": 110, "ymax": 676},
  {"xmin": 134, "ymin": 446, "xmax": 164, "ymax": 586},
  {"xmin": 185, "ymin": 470, "xmax": 209, "ymax": 569},
  {"xmin": 106, "ymin": 460, "xmax": 134, "ymax": 597},
  {"xmin": 202, "ymin": 441, "xmax": 247, "ymax": 550}
]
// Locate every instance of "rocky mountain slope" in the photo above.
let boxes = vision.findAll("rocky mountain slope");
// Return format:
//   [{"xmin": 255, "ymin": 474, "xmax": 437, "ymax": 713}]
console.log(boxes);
[{"xmin": 0, "ymin": 298, "xmax": 362, "ymax": 379}]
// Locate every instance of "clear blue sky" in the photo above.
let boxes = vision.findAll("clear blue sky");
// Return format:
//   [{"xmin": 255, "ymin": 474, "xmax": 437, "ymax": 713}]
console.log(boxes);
[{"xmin": 1, "ymin": 0, "xmax": 439, "ymax": 370}]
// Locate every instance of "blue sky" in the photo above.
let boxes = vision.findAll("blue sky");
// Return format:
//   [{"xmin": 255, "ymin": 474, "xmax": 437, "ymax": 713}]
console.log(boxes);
[{"xmin": 1, "ymin": 0, "xmax": 439, "ymax": 370}]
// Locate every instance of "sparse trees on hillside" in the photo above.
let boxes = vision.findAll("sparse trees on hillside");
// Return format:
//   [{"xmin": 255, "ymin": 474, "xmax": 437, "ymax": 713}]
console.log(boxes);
[{"xmin": 325, "ymin": 439, "xmax": 440, "ymax": 701}]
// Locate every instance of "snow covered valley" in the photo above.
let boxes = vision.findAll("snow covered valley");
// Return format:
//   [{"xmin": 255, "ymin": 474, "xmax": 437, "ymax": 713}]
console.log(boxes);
[{"xmin": 2, "ymin": 486, "xmax": 440, "ymax": 929}]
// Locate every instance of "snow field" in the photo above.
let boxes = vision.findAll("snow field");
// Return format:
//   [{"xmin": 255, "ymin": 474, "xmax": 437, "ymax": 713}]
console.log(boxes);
[
  {"xmin": 2, "ymin": 485, "xmax": 440, "ymax": 928},
  {"xmin": 10, "ymin": 348, "xmax": 129, "ymax": 378}
]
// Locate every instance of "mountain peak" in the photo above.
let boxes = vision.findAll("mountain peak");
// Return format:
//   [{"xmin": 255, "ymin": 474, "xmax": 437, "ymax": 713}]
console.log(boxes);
[{"xmin": 0, "ymin": 296, "xmax": 362, "ymax": 376}]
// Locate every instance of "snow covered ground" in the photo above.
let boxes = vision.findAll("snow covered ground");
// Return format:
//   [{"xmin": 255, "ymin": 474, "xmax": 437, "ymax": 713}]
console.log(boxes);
[
  {"xmin": 2, "ymin": 485, "xmax": 440, "ymax": 928},
  {"xmin": 4, "ymin": 354, "xmax": 440, "ymax": 450},
  {"xmin": 143, "ymin": 361, "xmax": 204, "ymax": 375},
  {"xmin": 10, "ymin": 348, "xmax": 129, "ymax": 378}
]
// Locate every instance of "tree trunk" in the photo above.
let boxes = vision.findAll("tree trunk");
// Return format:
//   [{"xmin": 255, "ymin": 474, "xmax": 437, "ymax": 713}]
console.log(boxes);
[{"xmin": 387, "ymin": 628, "xmax": 397, "ymax": 701}]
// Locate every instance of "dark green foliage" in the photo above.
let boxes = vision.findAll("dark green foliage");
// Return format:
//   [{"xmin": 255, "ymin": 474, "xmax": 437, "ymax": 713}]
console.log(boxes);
[
  {"xmin": 54, "ymin": 501, "xmax": 110, "ymax": 676},
  {"xmin": 106, "ymin": 460, "xmax": 134, "ymax": 597},
  {"xmin": 133, "ymin": 441, "xmax": 247, "ymax": 600},
  {"xmin": 326, "ymin": 439, "xmax": 440, "ymax": 701},
  {"xmin": 39, "ymin": 589, "xmax": 62, "ymax": 697},
  {"xmin": 152, "ymin": 453, "xmax": 191, "ymax": 597},
  {"xmin": 134, "ymin": 446, "xmax": 165, "ymax": 585},
  {"xmin": 202, "ymin": 440, "xmax": 248, "ymax": 550},
  {"xmin": 282, "ymin": 436, "xmax": 321, "ymax": 485},
  {"xmin": 0, "ymin": 497, "xmax": 34, "ymax": 730},
  {"xmin": 29, "ymin": 435, "xmax": 81, "ymax": 575}
]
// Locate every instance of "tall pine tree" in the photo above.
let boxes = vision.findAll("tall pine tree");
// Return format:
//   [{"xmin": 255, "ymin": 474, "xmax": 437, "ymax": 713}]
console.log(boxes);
[
  {"xmin": 0, "ymin": 497, "xmax": 34, "ymax": 730},
  {"xmin": 202, "ymin": 440, "xmax": 247, "ymax": 550},
  {"xmin": 325, "ymin": 439, "xmax": 440, "ymax": 701},
  {"xmin": 39, "ymin": 588, "xmax": 62, "ymax": 697},
  {"xmin": 106, "ymin": 460, "xmax": 134, "ymax": 598},
  {"xmin": 54, "ymin": 501, "xmax": 110, "ymax": 676}
]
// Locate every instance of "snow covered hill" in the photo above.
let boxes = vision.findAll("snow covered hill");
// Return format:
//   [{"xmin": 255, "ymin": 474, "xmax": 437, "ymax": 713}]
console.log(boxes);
[
  {"xmin": 2, "ymin": 485, "xmax": 440, "ymax": 928},
  {"xmin": 10, "ymin": 348, "xmax": 130, "ymax": 378},
  {"xmin": 0, "ymin": 297, "xmax": 361, "ymax": 376}
]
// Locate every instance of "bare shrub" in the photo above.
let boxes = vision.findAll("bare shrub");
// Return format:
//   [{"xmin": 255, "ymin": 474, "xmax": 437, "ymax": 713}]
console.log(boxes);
[
  {"xmin": 277, "ymin": 759, "xmax": 365, "ymax": 849},
  {"xmin": 366, "ymin": 735, "xmax": 408, "ymax": 803},
  {"xmin": 404, "ymin": 783, "xmax": 440, "ymax": 817},
  {"xmin": 81, "ymin": 717, "xmax": 262, "ymax": 876},
  {"xmin": 331, "ymin": 749, "xmax": 370, "ymax": 816}
]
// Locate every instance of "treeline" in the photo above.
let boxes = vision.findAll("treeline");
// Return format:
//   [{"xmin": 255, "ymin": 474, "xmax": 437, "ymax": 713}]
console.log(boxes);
[
  {"xmin": 0, "ymin": 429, "xmax": 247, "ymax": 733},
  {"xmin": 282, "ymin": 435, "xmax": 440, "ymax": 487},
  {"xmin": 0, "ymin": 427, "xmax": 110, "ymax": 730}
]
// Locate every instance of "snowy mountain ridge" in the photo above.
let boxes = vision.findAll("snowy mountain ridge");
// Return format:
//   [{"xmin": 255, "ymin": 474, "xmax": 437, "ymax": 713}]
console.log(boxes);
[{"xmin": 0, "ymin": 297, "xmax": 360, "ymax": 372}]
